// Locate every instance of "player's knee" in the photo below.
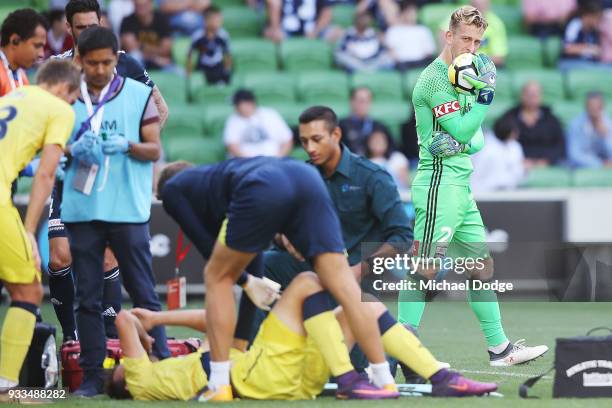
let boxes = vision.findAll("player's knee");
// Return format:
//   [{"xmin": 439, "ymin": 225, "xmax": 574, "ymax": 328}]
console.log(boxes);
[
  {"xmin": 291, "ymin": 271, "xmax": 323, "ymax": 296},
  {"xmin": 8, "ymin": 282, "xmax": 43, "ymax": 305},
  {"xmin": 114, "ymin": 310, "xmax": 130, "ymax": 328},
  {"xmin": 49, "ymin": 243, "xmax": 72, "ymax": 270},
  {"xmin": 103, "ymin": 248, "xmax": 118, "ymax": 271},
  {"xmin": 469, "ymin": 257, "xmax": 494, "ymax": 281}
]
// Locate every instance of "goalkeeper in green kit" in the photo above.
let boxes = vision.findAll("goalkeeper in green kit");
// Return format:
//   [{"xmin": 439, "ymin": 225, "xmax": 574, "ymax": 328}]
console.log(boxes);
[{"xmin": 398, "ymin": 5, "xmax": 548, "ymax": 367}]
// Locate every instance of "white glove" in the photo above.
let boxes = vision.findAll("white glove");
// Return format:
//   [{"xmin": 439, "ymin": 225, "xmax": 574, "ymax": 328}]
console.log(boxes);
[{"xmin": 243, "ymin": 275, "xmax": 281, "ymax": 311}]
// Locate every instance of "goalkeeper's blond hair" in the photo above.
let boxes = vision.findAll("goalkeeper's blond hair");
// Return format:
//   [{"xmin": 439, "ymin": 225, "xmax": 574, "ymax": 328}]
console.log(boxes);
[{"xmin": 449, "ymin": 6, "xmax": 488, "ymax": 32}]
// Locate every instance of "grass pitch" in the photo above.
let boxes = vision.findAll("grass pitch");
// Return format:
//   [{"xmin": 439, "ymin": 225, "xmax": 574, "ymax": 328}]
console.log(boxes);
[{"xmin": 2, "ymin": 300, "xmax": 611, "ymax": 407}]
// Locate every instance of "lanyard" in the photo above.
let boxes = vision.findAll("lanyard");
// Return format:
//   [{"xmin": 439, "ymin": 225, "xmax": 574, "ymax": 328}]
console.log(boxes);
[
  {"xmin": 74, "ymin": 75, "xmax": 121, "ymax": 141},
  {"xmin": 175, "ymin": 229, "xmax": 192, "ymax": 276},
  {"xmin": 80, "ymin": 74, "xmax": 117, "ymax": 136},
  {"xmin": 0, "ymin": 50, "xmax": 23, "ymax": 91}
]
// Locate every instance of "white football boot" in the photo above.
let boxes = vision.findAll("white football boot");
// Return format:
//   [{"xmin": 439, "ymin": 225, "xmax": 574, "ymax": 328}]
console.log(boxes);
[{"xmin": 489, "ymin": 339, "xmax": 549, "ymax": 367}]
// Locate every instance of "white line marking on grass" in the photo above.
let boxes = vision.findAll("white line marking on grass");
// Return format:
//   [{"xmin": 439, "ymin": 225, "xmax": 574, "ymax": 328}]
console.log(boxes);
[{"xmin": 459, "ymin": 369, "xmax": 552, "ymax": 380}]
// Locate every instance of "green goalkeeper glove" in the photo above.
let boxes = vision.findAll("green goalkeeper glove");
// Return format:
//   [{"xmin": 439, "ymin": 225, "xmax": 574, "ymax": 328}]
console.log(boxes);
[
  {"xmin": 429, "ymin": 131, "xmax": 467, "ymax": 158},
  {"xmin": 463, "ymin": 53, "xmax": 496, "ymax": 105}
]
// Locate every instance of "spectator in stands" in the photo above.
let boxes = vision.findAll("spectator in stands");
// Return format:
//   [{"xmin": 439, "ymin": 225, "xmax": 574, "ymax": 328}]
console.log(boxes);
[
  {"xmin": 264, "ymin": 0, "xmax": 342, "ymax": 43},
  {"xmin": 224, "ymin": 89, "xmax": 293, "ymax": 158},
  {"xmin": 339, "ymin": 87, "xmax": 392, "ymax": 155},
  {"xmin": 399, "ymin": 112, "xmax": 420, "ymax": 166},
  {"xmin": 522, "ymin": 0, "xmax": 577, "ymax": 38},
  {"xmin": 559, "ymin": 0, "xmax": 605, "ymax": 70},
  {"xmin": 384, "ymin": 0, "xmax": 435, "ymax": 70},
  {"xmin": 120, "ymin": 0, "xmax": 175, "ymax": 72},
  {"xmin": 334, "ymin": 12, "xmax": 393, "ymax": 72},
  {"xmin": 471, "ymin": 116, "xmax": 525, "ymax": 193},
  {"xmin": 365, "ymin": 129, "xmax": 410, "ymax": 192},
  {"xmin": 187, "ymin": 6, "xmax": 232, "ymax": 85},
  {"xmin": 158, "ymin": 0, "xmax": 210, "ymax": 36},
  {"xmin": 567, "ymin": 91, "xmax": 612, "ymax": 167},
  {"xmin": 499, "ymin": 81, "xmax": 566, "ymax": 168},
  {"xmin": 44, "ymin": 9, "xmax": 73, "ymax": 58},
  {"xmin": 356, "ymin": 0, "xmax": 402, "ymax": 30}
]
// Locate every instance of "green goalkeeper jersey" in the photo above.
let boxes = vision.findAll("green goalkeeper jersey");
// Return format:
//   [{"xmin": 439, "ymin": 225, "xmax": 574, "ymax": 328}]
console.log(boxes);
[{"xmin": 411, "ymin": 58, "xmax": 488, "ymax": 187}]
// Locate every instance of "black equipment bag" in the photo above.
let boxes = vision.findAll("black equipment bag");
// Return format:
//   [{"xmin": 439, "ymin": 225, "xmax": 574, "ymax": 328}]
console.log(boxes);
[{"xmin": 18, "ymin": 322, "xmax": 58, "ymax": 388}]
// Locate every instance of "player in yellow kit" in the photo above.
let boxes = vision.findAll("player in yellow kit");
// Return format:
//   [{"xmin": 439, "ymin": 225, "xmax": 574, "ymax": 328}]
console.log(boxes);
[
  {"xmin": 0, "ymin": 59, "xmax": 80, "ymax": 398},
  {"xmin": 106, "ymin": 272, "xmax": 497, "ymax": 401}
]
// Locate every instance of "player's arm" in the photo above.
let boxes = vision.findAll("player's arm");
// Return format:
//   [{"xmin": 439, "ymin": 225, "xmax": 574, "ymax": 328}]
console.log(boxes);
[
  {"xmin": 115, "ymin": 310, "xmax": 149, "ymax": 359},
  {"xmin": 465, "ymin": 127, "xmax": 485, "ymax": 155},
  {"xmin": 432, "ymin": 92, "xmax": 489, "ymax": 144},
  {"xmin": 151, "ymin": 87, "xmax": 169, "ymax": 130},
  {"xmin": 127, "ymin": 95, "xmax": 161, "ymax": 161}
]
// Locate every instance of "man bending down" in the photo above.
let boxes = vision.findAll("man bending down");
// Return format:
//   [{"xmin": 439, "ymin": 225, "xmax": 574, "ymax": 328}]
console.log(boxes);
[{"xmin": 106, "ymin": 272, "xmax": 498, "ymax": 401}]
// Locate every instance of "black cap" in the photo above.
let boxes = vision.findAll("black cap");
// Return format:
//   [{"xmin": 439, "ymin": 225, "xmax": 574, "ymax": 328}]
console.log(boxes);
[{"xmin": 232, "ymin": 88, "xmax": 256, "ymax": 105}]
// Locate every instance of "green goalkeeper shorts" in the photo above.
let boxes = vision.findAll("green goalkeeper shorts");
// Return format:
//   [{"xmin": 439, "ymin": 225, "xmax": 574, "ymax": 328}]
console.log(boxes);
[{"xmin": 411, "ymin": 184, "xmax": 490, "ymax": 260}]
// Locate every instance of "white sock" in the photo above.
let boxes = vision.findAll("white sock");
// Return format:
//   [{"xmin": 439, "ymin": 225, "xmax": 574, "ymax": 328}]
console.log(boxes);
[
  {"xmin": 368, "ymin": 361, "xmax": 395, "ymax": 388},
  {"xmin": 0, "ymin": 376, "xmax": 18, "ymax": 391},
  {"xmin": 488, "ymin": 340, "xmax": 510, "ymax": 354},
  {"xmin": 208, "ymin": 361, "xmax": 231, "ymax": 390}
]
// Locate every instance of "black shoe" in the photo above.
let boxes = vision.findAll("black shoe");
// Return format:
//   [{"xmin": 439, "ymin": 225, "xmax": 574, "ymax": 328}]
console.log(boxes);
[{"xmin": 74, "ymin": 371, "xmax": 104, "ymax": 397}]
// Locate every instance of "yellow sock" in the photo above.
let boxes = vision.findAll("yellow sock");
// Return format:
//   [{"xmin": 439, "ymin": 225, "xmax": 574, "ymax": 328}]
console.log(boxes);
[
  {"xmin": 382, "ymin": 323, "xmax": 440, "ymax": 379},
  {"xmin": 0, "ymin": 307, "xmax": 36, "ymax": 382},
  {"xmin": 304, "ymin": 311, "xmax": 354, "ymax": 377}
]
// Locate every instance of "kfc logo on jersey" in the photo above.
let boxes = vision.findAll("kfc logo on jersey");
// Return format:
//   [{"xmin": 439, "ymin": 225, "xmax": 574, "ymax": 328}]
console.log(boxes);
[{"xmin": 433, "ymin": 101, "xmax": 460, "ymax": 118}]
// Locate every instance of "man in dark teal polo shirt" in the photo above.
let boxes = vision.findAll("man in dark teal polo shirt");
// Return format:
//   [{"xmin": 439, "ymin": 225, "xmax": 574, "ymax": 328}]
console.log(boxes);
[{"xmin": 263, "ymin": 105, "xmax": 412, "ymax": 287}]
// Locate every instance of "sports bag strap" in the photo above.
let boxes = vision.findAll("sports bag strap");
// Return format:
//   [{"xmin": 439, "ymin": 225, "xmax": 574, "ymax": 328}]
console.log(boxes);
[
  {"xmin": 519, "ymin": 366, "xmax": 554, "ymax": 399},
  {"xmin": 586, "ymin": 327, "xmax": 612, "ymax": 336}
]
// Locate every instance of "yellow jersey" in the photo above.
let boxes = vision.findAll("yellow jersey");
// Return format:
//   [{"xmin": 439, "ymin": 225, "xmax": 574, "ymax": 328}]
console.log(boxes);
[
  {"xmin": 123, "ymin": 351, "xmax": 208, "ymax": 401},
  {"xmin": 0, "ymin": 85, "xmax": 74, "ymax": 207}
]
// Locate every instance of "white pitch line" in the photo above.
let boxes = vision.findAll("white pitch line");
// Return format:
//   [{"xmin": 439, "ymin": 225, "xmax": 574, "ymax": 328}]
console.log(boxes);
[{"xmin": 458, "ymin": 369, "xmax": 552, "ymax": 380}]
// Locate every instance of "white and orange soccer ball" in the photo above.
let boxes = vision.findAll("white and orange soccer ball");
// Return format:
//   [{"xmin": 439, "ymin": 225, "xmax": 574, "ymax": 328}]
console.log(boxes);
[{"xmin": 448, "ymin": 53, "xmax": 478, "ymax": 95}]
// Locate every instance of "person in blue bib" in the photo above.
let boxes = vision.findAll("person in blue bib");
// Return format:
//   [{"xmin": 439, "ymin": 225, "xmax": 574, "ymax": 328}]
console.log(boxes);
[{"xmin": 61, "ymin": 26, "xmax": 169, "ymax": 397}]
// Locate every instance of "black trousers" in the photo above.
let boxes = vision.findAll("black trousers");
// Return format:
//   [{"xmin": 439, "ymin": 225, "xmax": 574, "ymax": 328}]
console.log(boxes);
[{"xmin": 65, "ymin": 221, "xmax": 170, "ymax": 373}]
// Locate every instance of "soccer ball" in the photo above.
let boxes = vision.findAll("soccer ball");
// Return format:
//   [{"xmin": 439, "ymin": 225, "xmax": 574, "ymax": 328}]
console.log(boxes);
[{"xmin": 448, "ymin": 53, "xmax": 478, "ymax": 95}]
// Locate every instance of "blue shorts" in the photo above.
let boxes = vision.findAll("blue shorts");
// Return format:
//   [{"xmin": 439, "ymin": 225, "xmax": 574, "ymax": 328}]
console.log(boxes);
[
  {"xmin": 48, "ymin": 180, "xmax": 66, "ymax": 239},
  {"xmin": 222, "ymin": 161, "xmax": 344, "ymax": 259}
]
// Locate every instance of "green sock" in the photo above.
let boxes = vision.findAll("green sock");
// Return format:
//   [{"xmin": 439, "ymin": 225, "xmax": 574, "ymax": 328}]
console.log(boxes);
[
  {"xmin": 467, "ymin": 288, "xmax": 507, "ymax": 347},
  {"xmin": 397, "ymin": 287, "xmax": 426, "ymax": 329}
]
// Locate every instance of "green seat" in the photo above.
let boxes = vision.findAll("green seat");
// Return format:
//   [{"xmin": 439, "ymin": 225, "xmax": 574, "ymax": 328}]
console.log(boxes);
[
  {"xmin": 203, "ymin": 104, "xmax": 234, "ymax": 139},
  {"xmin": 191, "ymin": 83, "xmax": 237, "ymax": 105},
  {"xmin": 297, "ymin": 71, "xmax": 349, "ymax": 103},
  {"xmin": 351, "ymin": 72, "xmax": 404, "ymax": 102},
  {"xmin": 16, "ymin": 177, "xmax": 33, "ymax": 195},
  {"xmin": 511, "ymin": 69, "xmax": 566, "ymax": 104},
  {"xmin": 163, "ymin": 105, "xmax": 206, "ymax": 138},
  {"xmin": 150, "ymin": 70, "xmax": 187, "ymax": 104},
  {"xmin": 573, "ymin": 168, "xmax": 612, "ymax": 187},
  {"xmin": 543, "ymin": 36, "xmax": 562, "ymax": 67},
  {"xmin": 217, "ymin": 0, "xmax": 247, "ymax": 7},
  {"xmin": 242, "ymin": 72, "xmax": 296, "ymax": 104},
  {"xmin": 223, "ymin": 7, "xmax": 264, "ymax": 38},
  {"xmin": 551, "ymin": 101, "xmax": 582, "ymax": 128},
  {"xmin": 332, "ymin": 4, "xmax": 355, "ymax": 28},
  {"xmin": 418, "ymin": 4, "xmax": 456, "ymax": 34},
  {"xmin": 369, "ymin": 102, "xmax": 412, "ymax": 142},
  {"xmin": 402, "ymin": 68, "xmax": 425, "ymax": 99},
  {"xmin": 520, "ymin": 167, "xmax": 572, "ymax": 188},
  {"xmin": 494, "ymin": 69, "xmax": 514, "ymax": 101},
  {"xmin": 491, "ymin": 5, "xmax": 523, "ymax": 35},
  {"xmin": 483, "ymin": 98, "xmax": 514, "ymax": 130},
  {"xmin": 165, "ymin": 137, "xmax": 226, "ymax": 164},
  {"xmin": 232, "ymin": 39, "xmax": 278, "ymax": 72},
  {"xmin": 566, "ymin": 70, "xmax": 612, "ymax": 101},
  {"xmin": 280, "ymin": 39, "xmax": 332, "ymax": 72},
  {"xmin": 172, "ymin": 36, "xmax": 192, "ymax": 69},
  {"xmin": 269, "ymin": 103, "xmax": 309, "ymax": 128},
  {"xmin": 289, "ymin": 147, "xmax": 309, "ymax": 161},
  {"xmin": 505, "ymin": 36, "xmax": 544, "ymax": 69}
]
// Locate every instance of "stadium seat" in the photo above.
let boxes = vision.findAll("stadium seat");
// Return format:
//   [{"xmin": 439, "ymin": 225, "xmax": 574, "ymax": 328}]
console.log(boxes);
[
  {"xmin": 16, "ymin": 178, "xmax": 33, "ymax": 195},
  {"xmin": 566, "ymin": 70, "xmax": 612, "ymax": 101},
  {"xmin": 280, "ymin": 39, "xmax": 332, "ymax": 72},
  {"xmin": 269, "ymin": 103, "xmax": 309, "ymax": 128},
  {"xmin": 494, "ymin": 69, "xmax": 514, "ymax": 102},
  {"xmin": 165, "ymin": 137, "xmax": 226, "ymax": 164},
  {"xmin": 289, "ymin": 147, "xmax": 309, "ymax": 161},
  {"xmin": 573, "ymin": 168, "xmax": 612, "ymax": 187},
  {"xmin": 203, "ymin": 104, "xmax": 234, "ymax": 139},
  {"xmin": 332, "ymin": 4, "xmax": 356, "ymax": 28},
  {"xmin": 511, "ymin": 69, "xmax": 566, "ymax": 104},
  {"xmin": 222, "ymin": 7, "xmax": 264, "ymax": 38},
  {"xmin": 483, "ymin": 98, "xmax": 514, "ymax": 130},
  {"xmin": 418, "ymin": 3, "xmax": 456, "ymax": 34},
  {"xmin": 520, "ymin": 167, "xmax": 572, "ymax": 188},
  {"xmin": 369, "ymin": 101, "xmax": 412, "ymax": 143},
  {"xmin": 491, "ymin": 5, "xmax": 523, "ymax": 35},
  {"xmin": 172, "ymin": 36, "xmax": 192, "ymax": 70},
  {"xmin": 217, "ymin": 0, "xmax": 246, "ymax": 7},
  {"xmin": 242, "ymin": 72, "xmax": 297, "ymax": 104},
  {"xmin": 163, "ymin": 105, "xmax": 206, "ymax": 138},
  {"xmin": 505, "ymin": 36, "xmax": 544, "ymax": 70},
  {"xmin": 543, "ymin": 36, "xmax": 562, "ymax": 68},
  {"xmin": 297, "ymin": 71, "xmax": 350, "ymax": 103},
  {"xmin": 191, "ymin": 83, "xmax": 237, "ymax": 105},
  {"xmin": 150, "ymin": 71, "xmax": 187, "ymax": 105},
  {"xmin": 402, "ymin": 68, "xmax": 424, "ymax": 99},
  {"xmin": 351, "ymin": 72, "xmax": 404, "ymax": 102},
  {"xmin": 551, "ymin": 101, "xmax": 583, "ymax": 128},
  {"xmin": 231, "ymin": 39, "xmax": 278, "ymax": 73}
]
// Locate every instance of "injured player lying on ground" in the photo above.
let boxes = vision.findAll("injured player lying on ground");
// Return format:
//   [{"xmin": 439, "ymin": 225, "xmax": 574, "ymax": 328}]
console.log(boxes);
[{"xmin": 106, "ymin": 272, "xmax": 498, "ymax": 401}]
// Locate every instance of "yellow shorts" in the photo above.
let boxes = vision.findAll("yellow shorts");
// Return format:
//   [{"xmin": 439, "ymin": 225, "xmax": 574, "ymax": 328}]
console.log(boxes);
[
  {"xmin": 0, "ymin": 206, "xmax": 39, "ymax": 284},
  {"xmin": 231, "ymin": 312, "xmax": 330, "ymax": 400}
]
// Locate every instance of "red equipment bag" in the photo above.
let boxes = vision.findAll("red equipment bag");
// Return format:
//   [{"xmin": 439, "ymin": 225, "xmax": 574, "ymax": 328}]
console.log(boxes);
[{"xmin": 61, "ymin": 337, "xmax": 202, "ymax": 392}]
